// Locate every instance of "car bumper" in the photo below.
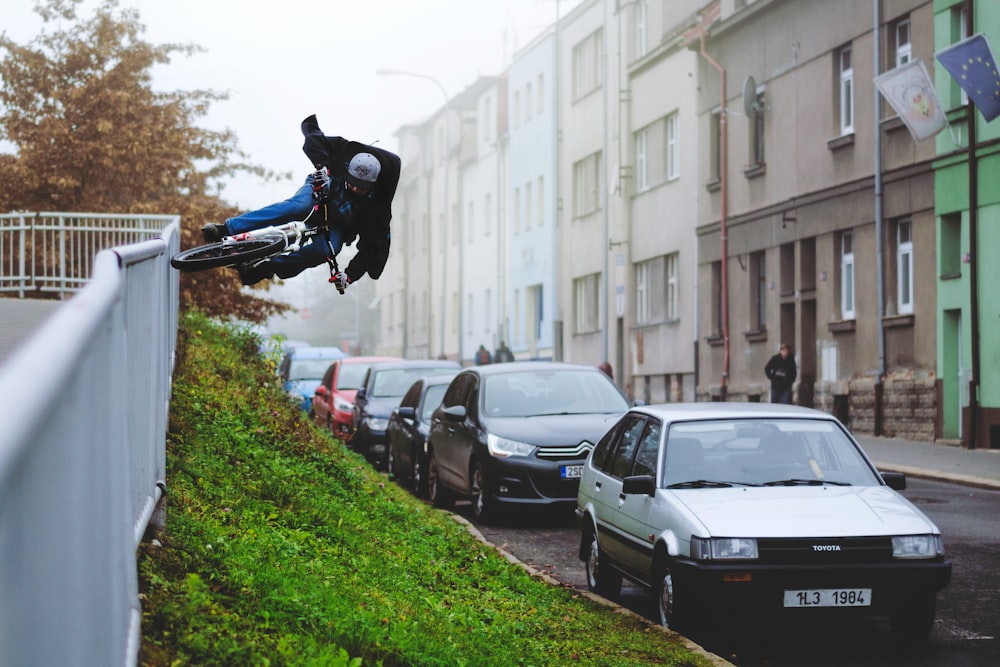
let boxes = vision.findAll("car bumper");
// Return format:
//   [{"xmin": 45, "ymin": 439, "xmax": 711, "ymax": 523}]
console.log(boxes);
[
  {"xmin": 672, "ymin": 558, "xmax": 952, "ymax": 613},
  {"xmin": 484, "ymin": 455, "xmax": 585, "ymax": 508}
]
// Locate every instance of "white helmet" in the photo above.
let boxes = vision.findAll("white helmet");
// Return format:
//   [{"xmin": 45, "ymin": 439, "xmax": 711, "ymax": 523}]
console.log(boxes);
[{"xmin": 347, "ymin": 152, "xmax": 381, "ymax": 192}]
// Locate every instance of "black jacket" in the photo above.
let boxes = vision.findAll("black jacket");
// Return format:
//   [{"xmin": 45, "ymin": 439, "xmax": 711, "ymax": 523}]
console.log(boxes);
[
  {"xmin": 764, "ymin": 353, "xmax": 797, "ymax": 391},
  {"xmin": 300, "ymin": 114, "xmax": 401, "ymax": 282}
]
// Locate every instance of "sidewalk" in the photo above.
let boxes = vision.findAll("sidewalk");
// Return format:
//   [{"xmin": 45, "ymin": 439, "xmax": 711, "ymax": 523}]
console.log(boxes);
[{"xmin": 856, "ymin": 434, "xmax": 1000, "ymax": 490}]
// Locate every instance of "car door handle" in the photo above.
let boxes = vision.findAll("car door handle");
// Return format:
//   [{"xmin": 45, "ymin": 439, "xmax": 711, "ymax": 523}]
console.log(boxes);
[{"xmin": 595, "ymin": 481, "xmax": 602, "ymax": 490}]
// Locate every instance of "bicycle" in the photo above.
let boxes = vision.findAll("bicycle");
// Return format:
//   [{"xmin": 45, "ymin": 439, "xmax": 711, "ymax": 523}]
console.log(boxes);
[{"xmin": 169, "ymin": 204, "xmax": 346, "ymax": 293}]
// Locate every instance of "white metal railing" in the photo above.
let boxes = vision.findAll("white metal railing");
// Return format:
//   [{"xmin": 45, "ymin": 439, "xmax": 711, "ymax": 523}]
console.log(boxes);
[
  {"xmin": 0, "ymin": 218, "xmax": 179, "ymax": 667},
  {"xmin": 0, "ymin": 212, "xmax": 176, "ymax": 297}
]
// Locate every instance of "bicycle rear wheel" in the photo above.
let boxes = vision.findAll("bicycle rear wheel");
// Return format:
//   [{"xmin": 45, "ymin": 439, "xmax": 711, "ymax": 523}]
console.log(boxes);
[{"xmin": 170, "ymin": 236, "xmax": 286, "ymax": 272}]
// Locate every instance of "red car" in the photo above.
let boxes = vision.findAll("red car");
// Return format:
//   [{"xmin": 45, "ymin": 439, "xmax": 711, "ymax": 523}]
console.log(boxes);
[{"xmin": 312, "ymin": 356, "xmax": 400, "ymax": 439}]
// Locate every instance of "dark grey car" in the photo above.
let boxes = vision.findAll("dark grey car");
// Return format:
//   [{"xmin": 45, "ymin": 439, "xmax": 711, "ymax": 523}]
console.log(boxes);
[
  {"xmin": 386, "ymin": 374, "xmax": 457, "ymax": 497},
  {"xmin": 426, "ymin": 361, "xmax": 630, "ymax": 523}
]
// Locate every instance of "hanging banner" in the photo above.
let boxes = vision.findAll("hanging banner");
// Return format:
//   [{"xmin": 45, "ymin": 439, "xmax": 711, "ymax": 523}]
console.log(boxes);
[
  {"xmin": 874, "ymin": 59, "xmax": 947, "ymax": 142},
  {"xmin": 936, "ymin": 33, "xmax": 1000, "ymax": 122}
]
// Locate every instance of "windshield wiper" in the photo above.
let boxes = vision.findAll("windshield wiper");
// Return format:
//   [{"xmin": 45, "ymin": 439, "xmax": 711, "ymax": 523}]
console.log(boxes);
[
  {"xmin": 762, "ymin": 478, "xmax": 852, "ymax": 487},
  {"xmin": 666, "ymin": 479, "xmax": 734, "ymax": 489}
]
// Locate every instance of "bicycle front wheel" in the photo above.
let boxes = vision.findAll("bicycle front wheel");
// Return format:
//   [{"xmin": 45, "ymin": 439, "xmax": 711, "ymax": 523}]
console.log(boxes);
[{"xmin": 170, "ymin": 236, "xmax": 286, "ymax": 272}]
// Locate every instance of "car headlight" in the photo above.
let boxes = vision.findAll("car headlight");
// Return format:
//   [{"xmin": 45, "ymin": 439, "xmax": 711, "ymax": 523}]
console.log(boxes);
[
  {"xmin": 690, "ymin": 537, "xmax": 759, "ymax": 561},
  {"xmin": 333, "ymin": 396, "xmax": 353, "ymax": 412},
  {"xmin": 487, "ymin": 433, "xmax": 537, "ymax": 458},
  {"xmin": 892, "ymin": 535, "xmax": 944, "ymax": 559},
  {"xmin": 365, "ymin": 417, "xmax": 389, "ymax": 432}
]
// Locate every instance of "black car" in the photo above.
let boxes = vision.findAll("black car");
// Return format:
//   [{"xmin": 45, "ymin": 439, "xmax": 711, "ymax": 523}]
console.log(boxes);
[
  {"xmin": 386, "ymin": 374, "xmax": 457, "ymax": 497},
  {"xmin": 351, "ymin": 359, "xmax": 460, "ymax": 467},
  {"xmin": 426, "ymin": 361, "xmax": 631, "ymax": 523}
]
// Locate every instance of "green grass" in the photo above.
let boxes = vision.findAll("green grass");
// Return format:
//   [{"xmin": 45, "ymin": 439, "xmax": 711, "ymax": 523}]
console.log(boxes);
[{"xmin": 139, "ymin": 310, "xmax": 717, "ymax": 666}]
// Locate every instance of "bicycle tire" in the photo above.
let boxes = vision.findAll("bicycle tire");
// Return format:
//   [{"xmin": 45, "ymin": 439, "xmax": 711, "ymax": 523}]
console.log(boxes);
[{"xmin": 170, "ymin": 235, "xmax": 286, "ymax": 272}]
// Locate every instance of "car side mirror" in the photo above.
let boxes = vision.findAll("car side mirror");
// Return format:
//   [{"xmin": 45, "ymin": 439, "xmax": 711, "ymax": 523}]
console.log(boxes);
[
  {"xmin": 442, "ymin": 405, "xmax": 467, "ymax": 421},
  {"xmin": 880, "ymin": 471, "xmax": 906, "ymax": 491},
  {"xmin": 314, "ymin": 385, "xmax": 328, "ymax": 398},
  {"xmin": 397, "ymin": 406, "xmax": 416, "ymax": 420},
  {"xmin": 622, "ymin": 474, "xmax": 656, "ymax": 497}
]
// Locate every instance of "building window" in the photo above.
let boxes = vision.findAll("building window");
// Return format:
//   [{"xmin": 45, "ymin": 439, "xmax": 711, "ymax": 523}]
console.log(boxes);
[
  {"xmin": 838, "ymin": 45, "xmax": 854, "ymax": 135},
  {"xmin": 572, "ymin": 28, "xmax": 603, "ymax": 101},
  {"xmin": 666, "ymin": 253, "xmax": 678, "ymax": 320},
  {"xmin": 940, "ymin": 212, "xmax": 961, "ymax": 278},
  {"xmin": 709, "ymin": 109, "xmax": 722, "ymax": 182},
  {"xmin": 513, "ymin": 187, "xmax": 521, "ymax": 234},
  {"xmin": 482, "ymin": 96, "xmax": 492, "ymax": 142},
  {"xmin": 635, "ymin": 0, "xmax": 648, "ymax": 59},
  {"xmin": 750, "ymin": 91, "xmax": 765, "ymax": 165},
  {"xmin": 635, "ymin": 127, "xmax": 649, "ymax": 192},
  {"xmin": 895, "ymin": 18, "xmax": 911, "ymax": 67},
  {"xmin": 525, "ymin": 81, "xmax": 533, "ymax": 119},
  {"xmin": 840, "ymin": 231, "xmax": 856, "ymax": 320},
  {"xmin": 467, "ymin": 201, "xmax": 474, "ymax": 242},
  {"xmin": 636, "ymin": 261, "xmax": 650, "ymax": 324},
  {"xmin": 750, "ymin": 250, "xmax": 766, "ymax": 331},
  {"xmin": 574, "ymin": 273, "xmax": 600, "ymax": 334},
  {"xmin": 537, "ymin": 176, "xmax": 544, "ymax": 226},
  {"xmin": 573, "ymin": 151, "xmax": 602, "ymax": 216},
  {"xmin": 530, "ymin": 284, "xmax": 544, "ymax": 340},
  {"xmin": 666, "ymin": 112, "xmax": 679, "ymax": 181},
  {"xmin": 951, "ymin": 6, "xmax": 971, "ymax": 106},
  {"xmin": 524, "ymin": 180, "xmax": 532, "ymax": 230},
  {"xmin": 484, "ymin": 288, "xmax": 492, "ymax": 333},
  {"xmin": 537, "ymin": 73, "xmax": 545, "ymax": 114},
  {"xmin": 711, "ymin": 261, "xmax": 723, "ymax": 336},
  {"xmin": 513, "ymin": 90, "xmax": 521, "ymax": 128},
  {"xmin": 896, "ymin": 219, "xmax": 913, "ymax": 315}
]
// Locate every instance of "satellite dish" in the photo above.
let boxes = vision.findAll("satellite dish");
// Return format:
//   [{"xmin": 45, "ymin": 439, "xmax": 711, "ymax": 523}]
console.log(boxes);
[{"xmin": 743, "ymin": 75, "xmax": 760, "ymax": 117}]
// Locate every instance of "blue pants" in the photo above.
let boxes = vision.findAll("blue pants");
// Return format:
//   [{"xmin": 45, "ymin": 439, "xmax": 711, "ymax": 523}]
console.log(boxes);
[
  {"xmin": 226, "ymin": 175, "xmax": 343, "ymax": 279},
  {"xmin": 770, "ymin": 387, "xmax": 793, "ymax": 404}
]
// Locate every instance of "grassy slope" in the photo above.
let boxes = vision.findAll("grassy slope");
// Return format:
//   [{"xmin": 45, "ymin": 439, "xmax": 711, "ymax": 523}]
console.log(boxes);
[{"xmin": 138, "ymin": 310, "xmax": 714, "ymax": 666}]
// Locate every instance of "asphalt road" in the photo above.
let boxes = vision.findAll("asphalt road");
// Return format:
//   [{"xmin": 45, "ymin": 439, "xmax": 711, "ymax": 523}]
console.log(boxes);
[{"xmin": 455, "ymin": 478, "xmax": 1000, "ymax": 667}]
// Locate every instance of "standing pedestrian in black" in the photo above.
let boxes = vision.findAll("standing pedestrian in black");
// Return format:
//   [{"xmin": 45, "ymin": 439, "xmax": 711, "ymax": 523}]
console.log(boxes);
[{"xmin": 765, "ymin": 342, "xmax": 797, "ymax": 404}]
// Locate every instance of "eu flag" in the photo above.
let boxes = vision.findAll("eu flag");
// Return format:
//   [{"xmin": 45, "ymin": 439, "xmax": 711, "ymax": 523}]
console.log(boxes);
[{"xmin": 937, "ymin": 33, "xmax": 1000, "ymax": 122}]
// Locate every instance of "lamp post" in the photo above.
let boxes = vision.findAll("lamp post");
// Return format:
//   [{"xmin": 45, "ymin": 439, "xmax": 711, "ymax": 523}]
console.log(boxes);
[{"xmin": 377, "ymin": 68, "xmax": 450, "ymax": 359}]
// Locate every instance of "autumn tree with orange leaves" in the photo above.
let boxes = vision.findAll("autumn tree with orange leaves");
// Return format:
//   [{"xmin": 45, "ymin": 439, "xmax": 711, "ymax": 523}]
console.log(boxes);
[{"xmin": 0, "ymin": 0, "xmax": 290, "ymax": 323}]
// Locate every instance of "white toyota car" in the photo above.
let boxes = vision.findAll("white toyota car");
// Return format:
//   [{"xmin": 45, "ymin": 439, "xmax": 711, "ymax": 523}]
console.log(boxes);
[{"xmin": 576, "ymin": 403, "xmax": 952, "ymax": 639}]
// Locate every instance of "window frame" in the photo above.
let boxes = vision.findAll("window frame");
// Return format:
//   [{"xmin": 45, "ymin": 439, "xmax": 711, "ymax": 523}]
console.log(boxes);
[
  {"xmin": 666, "ymin": 112, "xmax": 679, "ymax": 181},
  {"xmin": 839, "ymin": 46, "xmax": 854, "ymax": 136},
  {"xmin": 896, "ymin": 219, "xmax": 913, "ymax": 315},
  {"xmin": 841, "ymin": 231, "xmax": 856, "ymax": 320}
]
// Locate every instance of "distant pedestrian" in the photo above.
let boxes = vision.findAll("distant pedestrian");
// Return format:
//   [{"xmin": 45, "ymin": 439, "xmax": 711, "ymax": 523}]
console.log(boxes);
[
  {"xmin": 475, "ymin": 344, "xmax": 493, "ymax": 365},
  {"xmin": 495, "ymin": 341, "xmax": 514, "ymax": 363},
  {"xmin": 765, "ymin": 342, "xmax": 797, "ymax": 404}
]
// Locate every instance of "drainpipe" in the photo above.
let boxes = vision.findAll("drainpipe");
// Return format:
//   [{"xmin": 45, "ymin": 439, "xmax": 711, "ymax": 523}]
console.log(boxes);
[
  {"xmin": 966, "ymin": 0, "xmax": 981, "ymax": 448},
  {"xmin": 873, "ymin": 0, "xmax": 886, "ymax": 434},
  {"xmin": 697, "ymin": 31, "xmax": 730, "ymax": 401}
]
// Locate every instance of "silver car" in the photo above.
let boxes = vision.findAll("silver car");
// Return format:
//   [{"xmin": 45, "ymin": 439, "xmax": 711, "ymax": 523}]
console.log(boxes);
[{"xmin": 576, "ymin": 403, "xmax": 952, "ymax": 639}]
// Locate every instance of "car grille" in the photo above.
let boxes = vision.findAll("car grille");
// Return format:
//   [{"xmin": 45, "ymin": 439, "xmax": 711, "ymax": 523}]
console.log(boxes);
[
  {"xmin": 757, "ymin": 537, "xmax": 893, "ymax": 565},
  {"xmin": 535, "ymin": 442, "xmax": 593, "ymax": 460}
]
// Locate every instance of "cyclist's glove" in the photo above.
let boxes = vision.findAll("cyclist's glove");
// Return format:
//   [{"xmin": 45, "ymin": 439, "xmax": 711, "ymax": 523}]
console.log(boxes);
[
  {"xmin": 332, "ymin": 271, "xmax": 351, "ymax": 291},
  {"xmin": 311, "ymin": 166, "xmax": 331, "ymax": 202}
]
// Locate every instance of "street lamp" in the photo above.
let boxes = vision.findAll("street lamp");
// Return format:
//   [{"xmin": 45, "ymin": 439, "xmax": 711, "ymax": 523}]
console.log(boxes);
[{"xmin": 376, "ymin": 67, "xmax": 450, "ymax": 359}]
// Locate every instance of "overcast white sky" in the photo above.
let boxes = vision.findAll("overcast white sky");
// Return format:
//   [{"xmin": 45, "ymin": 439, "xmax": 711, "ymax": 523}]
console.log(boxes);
[{"xmin": 5, "ymin": 0, "xmax": 579, "ymax": 210}]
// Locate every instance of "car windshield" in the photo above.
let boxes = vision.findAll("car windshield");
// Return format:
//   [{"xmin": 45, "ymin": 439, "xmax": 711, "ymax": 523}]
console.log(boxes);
[
  {"xmin": 662, "ymin": 419, "xmax": 883, "ymax": 488},
  {"xmin": 421, "ymin": 384, "xmax": 449, "ymax": 421},
  {"xmin": 337, "ymin": 364, "xmax": 370, "ymax": 390},
  {"xmin": 372, "ymin": 368, "xmax": 455, "ymax": 398},
  {"xmin": 483, "ymin": 369, "xmax": 629, "ymax": 418},
  {"xmin": 288, "ymin": 359, "xmax": 334, "ymax": 381}
]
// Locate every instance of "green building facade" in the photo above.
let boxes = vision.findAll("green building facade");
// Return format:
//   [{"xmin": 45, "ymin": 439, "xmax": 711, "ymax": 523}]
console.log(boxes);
[{"xmin": 934, "ymin": 0, "xmax": 1000, "ymax": 447}]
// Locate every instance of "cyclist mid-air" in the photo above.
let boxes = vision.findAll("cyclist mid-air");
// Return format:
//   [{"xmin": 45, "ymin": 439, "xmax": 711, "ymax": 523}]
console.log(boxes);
[{"xmin": 200, "ymin": 114, "xmax": 401, "ymax": 289}]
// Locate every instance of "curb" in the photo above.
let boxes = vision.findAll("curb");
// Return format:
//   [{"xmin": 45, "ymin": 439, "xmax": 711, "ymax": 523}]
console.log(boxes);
[
  {"xmin": 451, "ymin": 514, "xmax": 735, "ymax": 667},
  {"xmin": 871, "ymin": 461, "xmax": 1000, "ymax": 491}
]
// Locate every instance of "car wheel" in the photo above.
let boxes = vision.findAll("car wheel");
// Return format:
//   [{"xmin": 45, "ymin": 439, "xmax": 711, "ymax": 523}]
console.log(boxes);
[
  {"xmin": 654, "ymin": 558, "xmax": 682, "ymax": 630},
  {"xmin": 412, "ymin": 448, "xmax": 428, "ymax": 499},
  {"xmin": 470, "ymin": 460, "xmax": 497, "ymax": 523},
  {"xmin": 428, "ymin": 450, "xmax": 454, "ymax": 509},
  {"xmin": 584, "ymin": 529, "xmax": 622, "ymax": 597},
  {"xmin": 889, "ymin": 592, "xmax": 936, "ymax": 640}
]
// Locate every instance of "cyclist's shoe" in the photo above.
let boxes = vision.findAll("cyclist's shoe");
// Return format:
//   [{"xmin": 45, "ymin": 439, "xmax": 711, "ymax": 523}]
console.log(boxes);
[
  {"xmin": 237, "ymin": 261, "xmax": 273, "ymax": 286},
  {"xmin": 201, "ymin": 223, "xmax": 229, "ymax": 243}
]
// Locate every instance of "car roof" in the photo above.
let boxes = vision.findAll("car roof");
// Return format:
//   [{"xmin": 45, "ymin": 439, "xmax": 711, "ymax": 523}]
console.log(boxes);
[
  {"xmin": 338, "ymin": 356, "xmax": 401, "ymax": 365},
  {"xmin": 457, "ymin": 360, "xmax": 608, "ymax": 377},
  {"xmin": 630, "ymin": 402, "xmax": 841, "ymax": 424},
  {"xmin": 368, "ymin": 359, "xmax": 461, "ymax": 371},
  {"xmin": 288, "ymin": 346, "xmax": 347, "ymax": 360}
]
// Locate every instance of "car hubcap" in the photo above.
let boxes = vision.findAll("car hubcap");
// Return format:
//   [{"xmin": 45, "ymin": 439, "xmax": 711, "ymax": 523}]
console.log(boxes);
[
  {"xmin": 428, "ymin": 455, "xmax": 439, "ymax": 500},
  {"xmin": 658, "ymin": 569, "xmax": 675, "ymax": 627},
  {"xmin": 587, "ymin": 535, "xmax": 600, "ymax": 587},
  {"xmin": 472, "ymin": 465, "xmax": 485, "ymax": 516}
]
